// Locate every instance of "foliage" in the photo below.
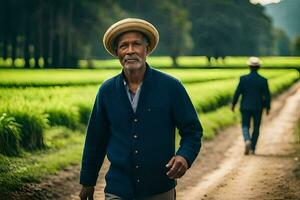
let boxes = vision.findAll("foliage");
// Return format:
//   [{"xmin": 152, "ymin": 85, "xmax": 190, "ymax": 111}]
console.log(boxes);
[
  {"xmin": 0, "ymin": 0, "xmax": 287, "ymax": 69},
  {"xmin": 292, "ymin": 36, "xmax": 300, "ymax": 56},
  {"xmin": 0, "ymin": 106, "xmax": 49, "ymax": 151},
  {"xmin": 0, "ymin": 127, "xmax": 84, "ymax": 194},
  {"xmin": 10, "ymin": 109, "xmax": 48, "ymax": 150},
  {"xmin": 201, "ymin": 106, "xmax": 240, "ymax": 139},
  {"xmin": 184, "ymin": 0, "xmax": 273, "ymax": 60},
  {"xmin": 0, "ymin": 0, "xmax": 128, "ymax": 68},
  {"xmin": 266, "ymin": 0, "xmax": 300, "ymax": 39},
  {"xmin": 0, "ymin": 113, "xmax": 22, "ymax": 156},
  {"xmin": 272, "ymin": 28, "xmax": 291, "ymax": 56},
  {"xmin": 77, "ymin": 103, "xmax": 92, "ymax": 125},
  {"xmin": 154, "ymin": 0, "xmax": 193, "ymax": 66},
  {"xmin": 45, "ymin": 105, "xmax": 80, "ymax": 129}
]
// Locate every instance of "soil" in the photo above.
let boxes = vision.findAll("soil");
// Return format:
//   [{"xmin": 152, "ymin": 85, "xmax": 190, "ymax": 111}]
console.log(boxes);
[{"xmin": 7, "ymin": 82, "xmax": 300, "ymax": 200}]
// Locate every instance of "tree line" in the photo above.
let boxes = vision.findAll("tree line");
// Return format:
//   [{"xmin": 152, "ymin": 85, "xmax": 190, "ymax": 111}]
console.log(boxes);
[{"xmin": 0, "ymin": 0, "xmax": 298, "ymax": 68}]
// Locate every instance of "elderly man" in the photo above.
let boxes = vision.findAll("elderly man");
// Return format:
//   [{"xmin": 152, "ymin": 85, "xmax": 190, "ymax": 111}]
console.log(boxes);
[
  {"xmin": 79, "ymin": 18, "xmax": 203, "ymax": 200},
  {"xmin": 231, "ymin": 57, "xmax": 271, "ymax": 155}
]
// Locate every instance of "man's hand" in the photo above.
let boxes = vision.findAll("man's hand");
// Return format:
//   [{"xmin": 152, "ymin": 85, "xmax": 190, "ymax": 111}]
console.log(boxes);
[
  {"xmin": 166, "ymin": 155, "xmax": 188, "ymax": 179},
  {"xmin": 231, "ymin": 104, "xmax": 235, "ymax": 112},
  {"xmin": 79, "ymin": 186, "xmax": 94, "ymax": 200}
]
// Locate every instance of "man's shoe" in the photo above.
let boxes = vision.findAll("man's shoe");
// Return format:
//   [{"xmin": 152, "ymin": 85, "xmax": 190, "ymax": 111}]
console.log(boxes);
[
  {"xmin": 250, "ymin": 149, "xmax": 255, "ymax": 155},
  {"xmin": 244, "ymin": 140, "xmax": 251, "ymax": 155}
]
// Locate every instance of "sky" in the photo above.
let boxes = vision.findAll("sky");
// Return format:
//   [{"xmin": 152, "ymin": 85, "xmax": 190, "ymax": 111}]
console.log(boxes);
[{"xmin": 250, "ymin": 0, "xmax": 281, "ymax": 5}]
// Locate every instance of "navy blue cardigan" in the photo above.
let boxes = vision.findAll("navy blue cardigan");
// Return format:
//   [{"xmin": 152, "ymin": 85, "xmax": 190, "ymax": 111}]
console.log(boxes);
[
  {"xmin": 233, "ymin": 71, "xmax": 271, "ymax": 111},
  {"xmin": 80, "ymin": 65, "xmax": 203, "ymax": 199}
]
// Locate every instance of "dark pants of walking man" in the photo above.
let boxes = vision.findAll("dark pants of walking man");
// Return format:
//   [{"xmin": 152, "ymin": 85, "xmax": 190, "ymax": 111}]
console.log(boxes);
[{"xmin": 241, "ymin": 109, "xmax": 262, "ymax": 152}]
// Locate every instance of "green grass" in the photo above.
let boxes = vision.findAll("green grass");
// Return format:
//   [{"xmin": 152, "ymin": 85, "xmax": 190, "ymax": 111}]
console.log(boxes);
[
  {"xmin": 187, "ymin": 70, "xmax": 298, "ymax": 113},
  {"xmin": 0, "ymin": 69, "xmax": 295, "ymax": 132},
  {"xmin": 0, "ymin": 69, "xmax": 120, "ymax": 87},
  {"xmin": 0, "ymin": 69, "xmax": 297, "ymax": 156},
  {"xmin": 0, "ymin": 68, "xmax": 251, "ymax": 87},
  {"xmin": 200, "ymin": 106, "xmax": 240, "ymax": 139},
  {"xmin": 0, "ymin": 113, "xmax": 22, "ymax": 156},
  {"xmin": 0, "ymin": 126, "xmax": 84, "ymax": 194},
  {"xmin": 0, "ymin": 68, "xmax": 292, "ymax": 87},
  {"xmin": 0, "ymin": 69, "xmax": 297, "ymax": 133}
]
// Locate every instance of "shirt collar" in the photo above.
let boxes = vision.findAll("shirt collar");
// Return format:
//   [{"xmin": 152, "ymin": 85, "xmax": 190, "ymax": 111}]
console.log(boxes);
[{"xmin": 121, "ymin": 63, "xmax": 152, "ymax": 85}]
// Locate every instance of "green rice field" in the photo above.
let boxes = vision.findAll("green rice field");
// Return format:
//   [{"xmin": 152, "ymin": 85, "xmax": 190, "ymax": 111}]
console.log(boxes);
[{"xmin": 0, "ymin": 64, "xmax": 299, "ymax": 194}]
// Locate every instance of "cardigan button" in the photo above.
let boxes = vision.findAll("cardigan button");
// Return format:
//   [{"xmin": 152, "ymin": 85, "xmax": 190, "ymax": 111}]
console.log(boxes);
[
  {"xmin": 133, "ymin": 134, "xmax": 138, "ymax": 139},
  {"xmin": 134, "ymin": 150, "xmax": 139, "ymax": 154},
  {"xmin": 135, "ymin": 165, "xmax": 140, "ymax": 169},
  {"xmin": 134, "ymin": 118, "xmax": 138, "ymax": 122},
  {"xmin": 137, "ymin": 178, "xmax": 140, "ymax": 183}
]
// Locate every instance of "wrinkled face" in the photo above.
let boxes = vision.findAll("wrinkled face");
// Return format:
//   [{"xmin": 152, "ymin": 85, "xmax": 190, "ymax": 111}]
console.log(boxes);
[{"xmin": 116, "ymin": 32, "xmax": 148, "ymax": 71}]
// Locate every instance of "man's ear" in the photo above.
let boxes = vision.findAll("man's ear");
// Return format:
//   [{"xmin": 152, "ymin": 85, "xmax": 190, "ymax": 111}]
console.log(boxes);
[{"xmin": 115, "ymin": 48, "xmax": 119, "ymax": 57}]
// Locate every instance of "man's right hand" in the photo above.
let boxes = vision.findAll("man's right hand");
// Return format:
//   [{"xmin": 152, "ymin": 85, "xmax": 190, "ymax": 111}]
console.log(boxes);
[{"xmin": 79, "ymin": 186, "xmax": 94, "ymax": 200}]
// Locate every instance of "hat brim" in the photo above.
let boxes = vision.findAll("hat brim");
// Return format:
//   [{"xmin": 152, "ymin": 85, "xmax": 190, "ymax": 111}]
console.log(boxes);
[
  {"xmin": 247, "ymin": 62, "xmax": 261, "ymax": 66},
  {"xmin": 103, "ymin": 18, "xmax": 159, "ymax": 57},
  {"xmin": 247, "ymin": 57, "xmax": 262, "ymax": 67}
]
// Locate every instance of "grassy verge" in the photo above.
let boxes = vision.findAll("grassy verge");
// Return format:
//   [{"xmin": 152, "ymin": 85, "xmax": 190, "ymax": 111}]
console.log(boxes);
[
  {"xmin": 200, "ymin": 106, "xmax": 240, "ymax": 139},
  {"xmin": 0, "ymin": 68, "xmax": 251, "ymax": 87},
  {"xmin": 0, "ymin": 127, "xmax": 84, "ymax": 195}
]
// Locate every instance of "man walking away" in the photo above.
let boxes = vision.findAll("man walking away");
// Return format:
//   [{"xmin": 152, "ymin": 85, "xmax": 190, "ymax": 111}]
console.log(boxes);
[{"xmin": 231, "ymin": 57, "xmax": 271, "ymax": 155}]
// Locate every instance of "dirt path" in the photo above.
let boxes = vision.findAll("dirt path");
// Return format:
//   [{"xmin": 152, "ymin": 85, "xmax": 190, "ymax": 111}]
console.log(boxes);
[
  {"xmin": 10, "ymin": 82, "xmax": 300, "ymax": 200},
  {"xmin": 178, "ymin": 82, "xmax": 300, "ymax": 200}
]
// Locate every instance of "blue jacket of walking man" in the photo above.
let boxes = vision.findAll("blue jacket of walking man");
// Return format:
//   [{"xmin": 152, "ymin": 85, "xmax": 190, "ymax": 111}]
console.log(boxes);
[
  {"xmin": 79, "ymin": 18, "xmax": 203, "ymax": 200},
  {"xmin": 231, "ymin": 57, "xmax": 271, "ymax": 155}
]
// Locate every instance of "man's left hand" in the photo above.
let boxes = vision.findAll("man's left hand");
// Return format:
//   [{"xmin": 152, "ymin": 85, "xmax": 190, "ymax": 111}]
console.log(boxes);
[
  {"xmin": 231, "ymin": 104, "xmax": 235, "ymax": 112},
  {"xmin": 166, "ymin": 155, "xmax": 188, "ymax": 179}
]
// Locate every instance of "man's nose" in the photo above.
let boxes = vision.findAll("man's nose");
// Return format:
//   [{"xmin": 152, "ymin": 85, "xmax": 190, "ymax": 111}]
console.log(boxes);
[{"xmin": 126, "ymin": 44, "xmax": 135, "ymax": 54}]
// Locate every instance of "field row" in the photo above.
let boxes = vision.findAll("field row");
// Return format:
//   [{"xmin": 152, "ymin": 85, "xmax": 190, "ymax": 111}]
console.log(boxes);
[
  {"xmin": 0, "ymin": 70, "xmax": 295, "ymax": 120},
  {"xmin": 0, "ymin": 69, "xmax": 281, "ymax": 87},
  {"xmin": 0, "ymin": 70, "xmax": 298, "ymax": 155},
  {"xmin": 0, "ymin": 69, "xmax": 298, "ymax": 193}
]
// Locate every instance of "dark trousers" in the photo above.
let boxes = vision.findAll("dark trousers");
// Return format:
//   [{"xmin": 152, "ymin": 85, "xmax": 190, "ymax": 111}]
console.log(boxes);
[
  {"xmin": 105, "ymin": 188, "xmax": 175, "ymax": 200},
  {"xmin": 241, "ymin": 109, "xmax": 262, "ymax": 151}
]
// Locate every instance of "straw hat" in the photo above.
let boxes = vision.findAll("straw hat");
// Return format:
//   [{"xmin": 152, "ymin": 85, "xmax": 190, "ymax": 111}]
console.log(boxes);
[
  {"xmin": 247, "ymin": 57, "xmax": 262, "ymax": 67},
  {"xmin": 103, "ymin": 18, "xmax": 159, "ymax": 57}
]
